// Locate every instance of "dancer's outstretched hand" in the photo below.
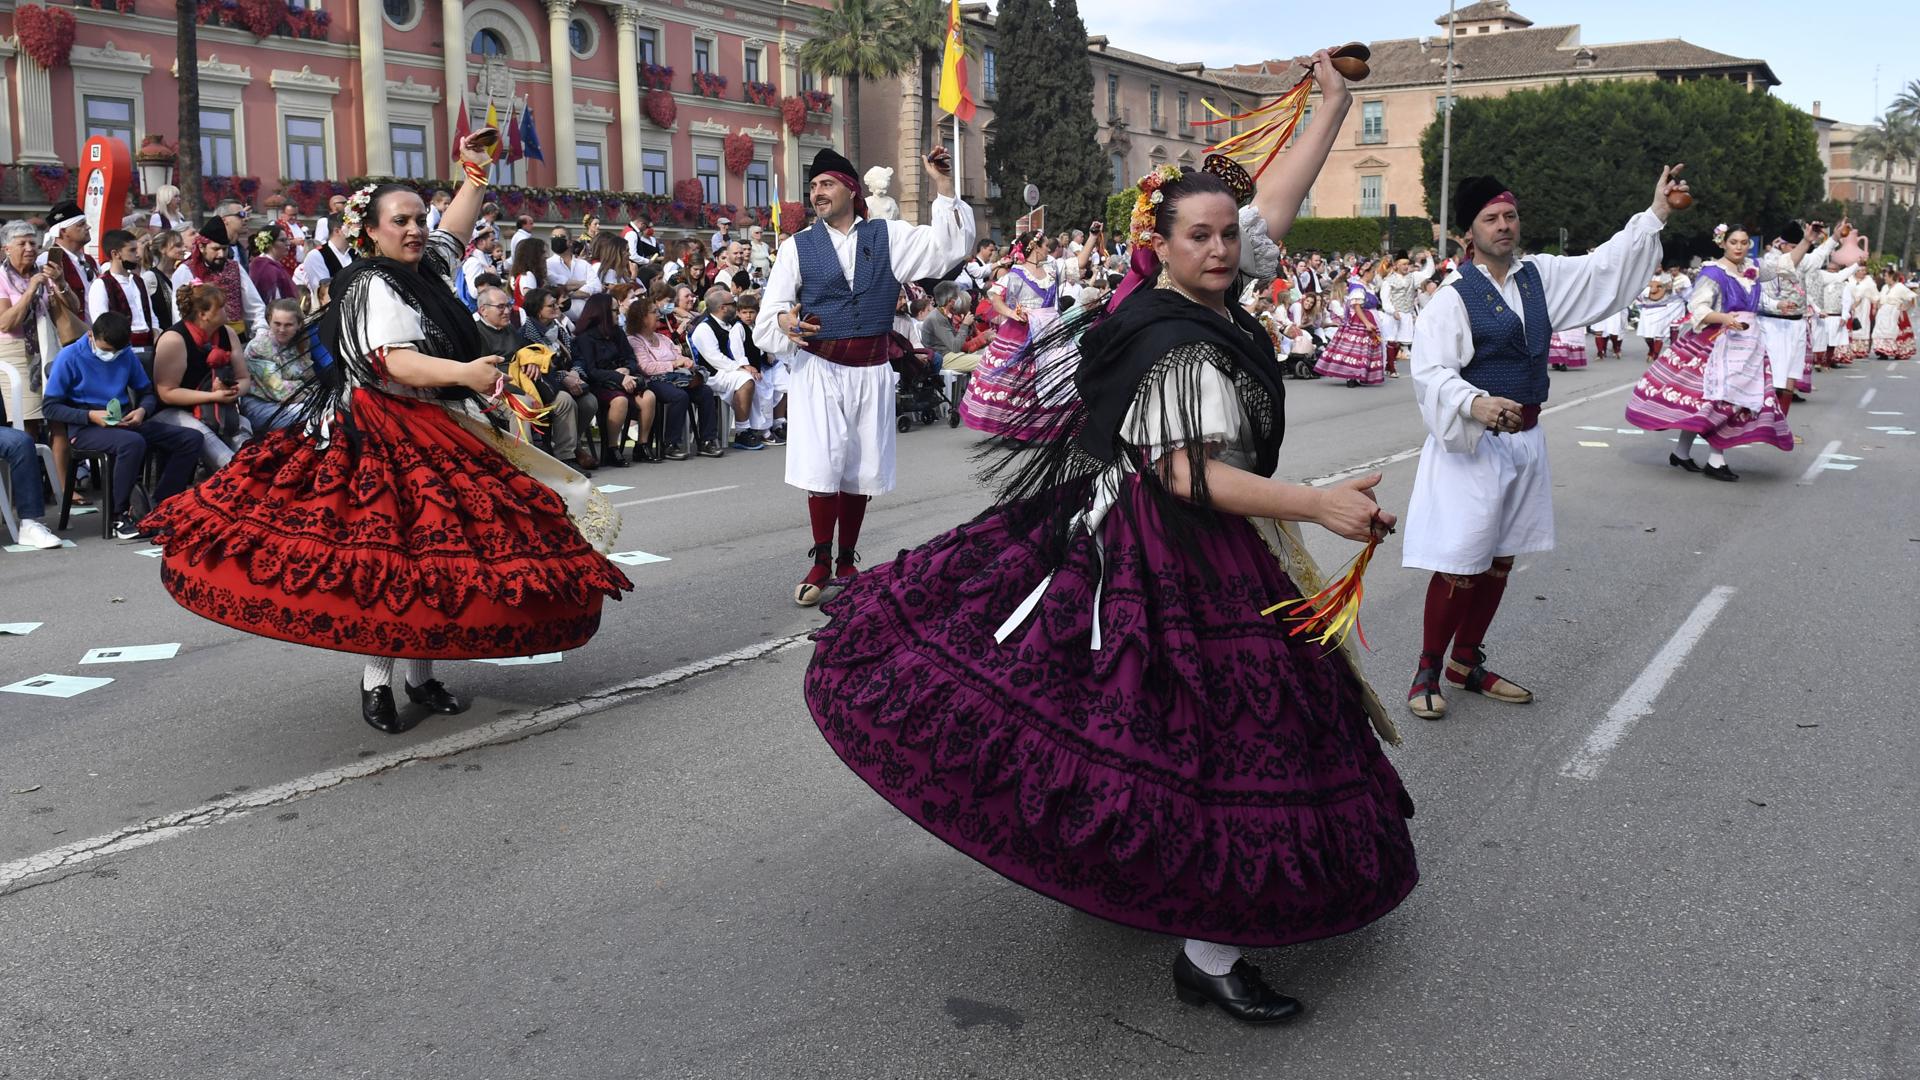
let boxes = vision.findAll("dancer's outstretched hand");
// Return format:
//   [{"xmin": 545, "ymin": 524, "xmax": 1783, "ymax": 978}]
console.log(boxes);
[
  {"xmin": 1653, "ymin": 163, "xmax": 1688, "ymax": 222},
  {"xmin": 1317, "ymin": 473, "xmax": 1393, "ymax": 543}
]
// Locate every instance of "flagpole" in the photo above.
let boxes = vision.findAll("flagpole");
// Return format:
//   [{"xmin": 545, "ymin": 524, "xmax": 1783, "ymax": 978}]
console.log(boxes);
[{"xmin": 953, "ymin": 111, "xmax": 962, "ymax": 217}]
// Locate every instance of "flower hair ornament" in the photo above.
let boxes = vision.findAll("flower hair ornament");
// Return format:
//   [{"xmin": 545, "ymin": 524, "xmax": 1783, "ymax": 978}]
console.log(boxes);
[
  {"xmin": 1712, "ymin": 222, "xmax": 1730, "ymax": 245},
  {"xmin": 1129, "ymin": 163, "xmax": 1185, "ymax": 246},
  {"xmin": 340, "ymin": 183, "xmax": 379, "ymax": 257},
  {"xmin": 251, "ymin": 225, "xmax": 282, "ymax": 256}
]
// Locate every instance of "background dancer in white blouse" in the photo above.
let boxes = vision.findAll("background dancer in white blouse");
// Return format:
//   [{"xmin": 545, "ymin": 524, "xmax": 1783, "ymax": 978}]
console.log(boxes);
[{"xmin": 1402, "ymin": 168, "xmax": 1678, "ymax": 721}]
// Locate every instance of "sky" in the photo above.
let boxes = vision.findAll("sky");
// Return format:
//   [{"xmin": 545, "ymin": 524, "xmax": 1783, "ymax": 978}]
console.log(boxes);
[{"xmin": 1060, "ymin": 0, "xmax": 1919, "ymax": 125}]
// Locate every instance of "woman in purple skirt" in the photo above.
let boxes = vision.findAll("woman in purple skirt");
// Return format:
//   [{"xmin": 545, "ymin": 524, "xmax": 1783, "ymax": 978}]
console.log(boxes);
[
  {"xmin": 1313, "ymin": 259, "xmax": 1388, "ymax": 386},
  {"xmin": 807, "ymin": 54, "xmax": 1416, "ymax": 1025}
]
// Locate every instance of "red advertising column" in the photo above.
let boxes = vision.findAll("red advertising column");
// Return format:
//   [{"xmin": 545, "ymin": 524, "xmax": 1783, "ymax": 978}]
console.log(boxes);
[{"xmin": 79, "ymin": 136, "xmax": 133, "ymax": 262}]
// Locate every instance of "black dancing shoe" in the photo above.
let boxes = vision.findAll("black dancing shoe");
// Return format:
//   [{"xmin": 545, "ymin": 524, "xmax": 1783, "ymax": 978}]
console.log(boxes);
[
  {"xmin": 404, "ymin": 679, "xmax": 469, "ymax": 715},
  {"xmin": 362, "ymin": 686, "xmax": 419, "ymax": 734},
  {"xmin": 1171, "ymin": 951, "xmax": 1304, "ymax": 1025},
  {"xmin": 1702, "ymin": 463, "xmax": 1739, "ymax": 482},
  {"xmin": 1668, "ymin": 453, "xmax": 1702, "ymax": 473}
]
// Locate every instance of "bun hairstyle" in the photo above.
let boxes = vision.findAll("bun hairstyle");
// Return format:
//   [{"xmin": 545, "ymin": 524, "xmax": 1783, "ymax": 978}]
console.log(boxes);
[{"xmin": 176, "ymin": 282, "xmax": 226, "ymax": 319}]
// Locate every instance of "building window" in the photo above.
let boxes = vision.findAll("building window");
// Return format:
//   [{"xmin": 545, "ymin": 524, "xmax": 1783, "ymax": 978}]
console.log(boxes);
[
  {"xmin": 983, "ymin": 47, "xmax": 997, "ymax": 98},
  {"xmin": 383, "ymin": 0, "xmax": 419, "ymax": 31},
  {"xmin": 745, "ymin": 160, "xmax": 769, "ymax": 207},
  {"xmin": 744, "ymin": 47, "xmax": 761, "ymax": 84},
  {"xmin": 473, "ymin": 29, "xmax": 508, "ymax": 57},
  {"xmin": 642, "ymin": 149, "xmax": 668, "ymax": 195},
  {"xmin": 1434, "ymin": 94, "xmax": 1457, "ymax": 114},
  {"xmin": 201, "ymin": 108, "xmax": 237, "ymax": 177},
  {"xmin": 1359, "ymin": 174, "xmax": 1382, "ymax": 216},
  {"xmin": 1106, "ymin": 73, "xmax": 1119, "ymax": 118},
  {"xmin": 285, "ymin": 116, "xmax": 326, "ymax": 182},
  {"xmin": 577, "ymin": 142, "xmax": 604, "ymax": 191},
  {"xmin": 1110, "ymin": 152, "xmax": 1127, "ymax": 192},
  {"xmin": 696, "ymin": 153, "xmax": 721, "ymax": 202},
  {"xmin": 569, "ymin": 16, "xmax": 597, "ymax": 59},
  {"xmin": 84, "ymin": 96, "xmax": 136, "ymax": 146},
  {"xmin": 1177, "ymin": 91, "xmax": 1188, "ymax": 133},
  {"xmin": 1361, "ymin": 100, "xmax": 1385, "ymax": 143},
  {"xmin": 1149, "ymin": 84, "xmax": 1160, "ymax": 127},
  {"xmin": 800, "ymin": 69, "xmax": 816, "ymax": 93},
  {"xmin": 694, "ymin": 38, "xmax": 713, "ymax": 74},
  {"xmin": 637, "ymin": 27, "xmax": 658, "ymax": 66},
  {"xmin": 390, "ymin": 123, "xmax": 428, "ymax": 179},
  {"xmin": 1299, "ymin": 191, "xmax": 1313, "ymax": 217}
]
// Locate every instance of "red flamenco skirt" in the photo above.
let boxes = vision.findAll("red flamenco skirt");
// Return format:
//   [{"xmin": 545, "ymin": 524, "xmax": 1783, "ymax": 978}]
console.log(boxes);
[{"xmin": 146, "ymin": 389, "xmax": 632, "ymax": 659}]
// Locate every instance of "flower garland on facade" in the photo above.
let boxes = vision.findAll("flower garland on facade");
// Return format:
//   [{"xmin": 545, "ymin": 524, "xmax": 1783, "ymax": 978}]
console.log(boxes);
[
  {"xmin": 641, "ymin": 64, "xmax": 675, "ymax": 92},
  {"xmin": 15, "ymin": 3, "xmax": 78, "ymax": 70},
  {"xmin": 645, "ymin": 90, "xmax": 678, "ymax": 129},
  {"xmin": 802, "ymin": 90, "xmax": 834, "ymax": 114},
  {"xmin": 723, "ymin": 133, "xmax": 755, "ymax": 177},
  {"xmin": 779, "ymin": 96, "xmax": 809, "ymax": 136},
  {"xmin": 692, "ymin": 72, "xmax": 728, "ymax": 98},
  {"xmin": 744, "ymin": 81, "xmax": 779, "ymax": 107}
]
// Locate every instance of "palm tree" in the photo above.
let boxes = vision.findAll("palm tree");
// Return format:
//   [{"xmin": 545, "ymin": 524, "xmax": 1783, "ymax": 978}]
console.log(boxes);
[
  {"xmin": 176, "ymin": 1, "xmax": 202, "ymax": 219},
  {"xmin": 797, "ymin": 0, "xmax": 914, "ymax": 172},
  {"xmin": 1852, "ymin": 116, "xmax": 1915, "ymax": 254},
  {"xmin": 1890, "ymin": 80, "xmax": 1920, "ymax": 266}
]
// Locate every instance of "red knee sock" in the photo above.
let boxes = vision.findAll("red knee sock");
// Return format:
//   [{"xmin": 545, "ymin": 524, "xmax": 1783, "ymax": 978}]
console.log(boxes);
[
  {"xmin": 835, "ymin": 493, "xmax": 869, "ymax": 572},
  {"xmin": 1647, "ymin": 339, "xmax": 1664, "ymax": 361},
  {"xmin": 1776, "ymin": 389, "xmax": 1792, "ymax": 416},
  {"xmin": 1451, "ymin": 568, "xmax": 1511, "ymax": 660},
  {"xmin": 1420, "ymin": 573, "xmax": 1474, "ymax": 661},
  {"xmin": 803, "ymin": 493, "xmax": 838, "ymax": 587}
]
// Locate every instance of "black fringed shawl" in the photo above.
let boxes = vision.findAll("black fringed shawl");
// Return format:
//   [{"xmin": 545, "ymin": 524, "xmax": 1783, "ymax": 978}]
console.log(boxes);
[
  {"xmin": 980, "ymin": 285, "xmax": 1288, "ymax": 569},
  {"xmin": 290, "ymin": 232, "xmax": 499, "ymax": 436}
]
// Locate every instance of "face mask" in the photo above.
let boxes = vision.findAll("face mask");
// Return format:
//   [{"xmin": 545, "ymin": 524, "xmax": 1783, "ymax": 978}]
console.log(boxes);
[
  {"xmin": 93, "ymin": 346, "xmax": 119, "ymax": 363},
  {"xmin": 552, "ymin": 239, "xmax": 570, "ymax": 255}
]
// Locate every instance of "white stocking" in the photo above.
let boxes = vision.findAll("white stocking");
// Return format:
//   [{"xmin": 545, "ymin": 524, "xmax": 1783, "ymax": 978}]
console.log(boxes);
[
  {"xmin": 401, "ymin": 659, "xmax": 435, "ymax": 688},
  {"xmin": 1676, "ymin": 430, "xmax": 1698, "ymax": 457},
  {"xmin": 1182, "ymin": 938, "xmax": 1242, "ymax": 976},
  {"xmin": 362, "ymin": 657, "xmax": 396, "ymax": 691},
  {"xmin": 1706, "ymin": 450, "xmax": 1727, "ymax": 468}
]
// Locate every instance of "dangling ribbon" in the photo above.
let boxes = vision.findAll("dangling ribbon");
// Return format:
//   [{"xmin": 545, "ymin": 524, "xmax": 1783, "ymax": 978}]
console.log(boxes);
[
  {"xmin": 1196, "ymin": 74, "xmax": 1316, "ymax": 181},
  {"xmin": 1262, "ymin": 534, "xmax": 1380, "ymax": 650}
]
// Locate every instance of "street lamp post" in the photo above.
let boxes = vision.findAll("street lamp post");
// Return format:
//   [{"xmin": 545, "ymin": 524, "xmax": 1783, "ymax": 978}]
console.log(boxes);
[{"xmin": 1437, "ymin": 0, "xmax": 1457, "ymax": 254}]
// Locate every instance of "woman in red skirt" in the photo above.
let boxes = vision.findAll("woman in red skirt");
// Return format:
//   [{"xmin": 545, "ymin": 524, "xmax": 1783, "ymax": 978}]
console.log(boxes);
[{"xmin": 147, "ymin": 130, "xmax": 632, "ymax": 733}]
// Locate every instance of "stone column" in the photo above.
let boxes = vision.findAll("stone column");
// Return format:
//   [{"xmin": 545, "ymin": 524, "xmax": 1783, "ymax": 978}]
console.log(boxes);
[
  {"xmin": 358, "ymin": 0, "xmax": 391, "ymax": 175},
  {"xmin": 14, "ymin": 53, "xmax": 59, "ymax": 165},
  {"xmin": 778, "ymin": 45, "xmax": 801, "ymax": 208},
  {"xmin": 547, "ymin": 0, "xmax": 580, "ymax": 188},
  {"xmin": 614, "ymin": 3, "xmax": 644, "ymax": 191},
  {"xmin": 442, "ymin": 0, "xmax": 468, "ymax": 173}
]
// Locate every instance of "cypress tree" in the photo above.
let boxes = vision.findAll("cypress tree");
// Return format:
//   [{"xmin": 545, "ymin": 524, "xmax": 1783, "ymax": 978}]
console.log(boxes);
[
  {"xmin": 986, "ymin": 0, "xmax": 1050, "ymax": 229},
  {"xmin": 1045, "ymin": 0, "xmax": 1107, "ymax": 236}
]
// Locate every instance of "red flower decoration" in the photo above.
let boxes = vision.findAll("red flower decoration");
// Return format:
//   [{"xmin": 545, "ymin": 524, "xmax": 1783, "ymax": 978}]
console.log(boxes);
[
  {"xmin": 723, "ymin": 132, "xmax": 754, "ymax": 177},
  {"xmin": 15, "ymin": 4, "xmax": 77, "ymax": 70},
  {"xmin": 644, "ymin": 89, "xmax": 677, "ymax": 129},
  {"xmin": 778, "ymin": 201, "xmax": 806, "ymax": 235},
  {"xmin": 673, "ymin": 178, "xmax": 706, "ymax": 206},
  {"xmin": 780, "ymin": 96, "xmax": 809, "ymax": 137},
  {"xmin": 236, "ymin": 0, "xmax": 284, "ymax": 37}
]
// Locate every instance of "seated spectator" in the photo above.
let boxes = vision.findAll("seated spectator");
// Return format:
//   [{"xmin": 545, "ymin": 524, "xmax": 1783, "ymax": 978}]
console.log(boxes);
[
  {"xmin": 519, "ymin": 287, "xmax": 597, "ymax": 472},
  {"xmin": 86, "ymin": 229, "xmax": 158, "ymax": 358},
  {"xmin": 41, "ymin": 312, "xmax": 200, "ymax": 539},
  {"xmin": 151, "ymin": 283, "xmax": 254, "ymax": 470},
  {"xmin": 665, "ymin": 284, "xmax": 699, "ymax": 345},
  {"xmin": 473, "ymin": 284, "xmax": 589, "ymax": 468},
  {"xmin": 686, "ymin": 286, "xmax": 763, "ymax": 451},
  {"xmin": 241, "ymin": 299, "xmax": 315, "ymax": 433},
  {"xmin": 626, "ymin": 298, "xmax": 718, "ymax": 460},
  {"xmin": 571, "ymin": 293, "xmax": 654, "ymax": 467},
  {"xmin": 922, "ymin": 283, "xmax": 986, "ymax": 396},
  {"xmin": 248, "ymin": 227, "xmax": 297, "ymax": 305},
  {"xmin": 733, "ymin": 291, "xmax": 785, "ymax": 445},
  {"xmin": 0, "ymin": 386, "xmax": 60, "ymax": 548},
  {"xmin": 509, "ymin": 237, "xmax": 551, "ymax": 306}
]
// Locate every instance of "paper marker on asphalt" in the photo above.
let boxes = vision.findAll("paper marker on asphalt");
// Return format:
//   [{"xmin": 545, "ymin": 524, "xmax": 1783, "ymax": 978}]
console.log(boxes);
[
  {"xmin": 1, "ymin": 674, "xmax": 114, "ymax": 699},
  {"xmin": 1797, "ymin": 439, "xmax": 1846, "ymax": 486},
  {"xmin": 1821, "ymin": 463, "xmax": 1858, "ymax": 471},
  {"xmin": 1612, "ymin": 429, "xmax": 1644, "ymax": 435},
  {"xmin": 595, "ymin": 484, "xmax": 634, "ymax": 494},
  {"xmin": 0, "ymin": 622, "xmax": 43, "ymax": 635},
  {"xmin": 79, "ymin": 643, "xmax": 181, "ymax": 665},
  {"xmin": 1561, "ymin": 585, "xmax": 1737, "ymax": 780},
  {"xmin": 134, "ymin": 548, "xmax": 163, "ymax": 558},
  {"xmin": 608, "ymin": 550, "xmax": 671, "ymax": 566},
  {"xmin": 1577, "ymin": 425, "xmax": 1613, "ymax": 432},
  {"xmin": 1578, "ymin": 441, "xmax": 1610, "ymax": 448},
  {"xmin": 471, "ymin": 653, "xmax": 564, "ymax": 666},
  {"xmin": 4, "ymin": 540, "xmax": 76, "ymax": 553}
]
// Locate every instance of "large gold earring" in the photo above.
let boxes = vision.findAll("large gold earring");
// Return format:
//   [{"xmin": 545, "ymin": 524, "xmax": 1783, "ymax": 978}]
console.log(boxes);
[{"xmin": 1155, "ymin": 266, "xmax": 1175, "ymax": 290}]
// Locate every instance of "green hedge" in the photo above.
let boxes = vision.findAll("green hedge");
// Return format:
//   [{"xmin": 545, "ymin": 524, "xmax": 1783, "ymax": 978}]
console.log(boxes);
[
  {"xmin": 1106, "ymin": 188, "xmax": 1138, "ymax": 240},
  {"xmin": 1281, "ymin": 215, "xmax": 1437, "ymax": 255}
]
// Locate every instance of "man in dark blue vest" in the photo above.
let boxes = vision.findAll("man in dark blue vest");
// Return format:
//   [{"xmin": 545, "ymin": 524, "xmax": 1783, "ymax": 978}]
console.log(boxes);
[
  {"xmin": 753, "ymin": 146, "xmax": 976, "ymax": 606},
  {"xmin": 1401, "ymin": 167, "xmax": 1683, "ymax": 721}
]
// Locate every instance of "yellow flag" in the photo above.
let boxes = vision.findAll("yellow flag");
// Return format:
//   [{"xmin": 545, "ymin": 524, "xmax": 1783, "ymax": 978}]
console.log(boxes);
[{"xmin": 937, "ymin": 0, "xmax": 976, "ymax": 122}]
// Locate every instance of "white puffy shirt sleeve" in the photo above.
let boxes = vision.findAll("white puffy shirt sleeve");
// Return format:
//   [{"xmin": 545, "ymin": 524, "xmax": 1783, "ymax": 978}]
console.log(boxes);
[
  {"xmin": 1529, "ymin": 210, "xmax": 1667, "ymax": 332},
  {"xmin": 883, "ymin": 195, "xmax": 977, "ymax": 282},
  {"xmin": 1123, "ymin": 346, "xmax": 1245, "ymax": 459},
  {"xmin": 1238, "ymin": 205, "xmax": 1282, "ymax": 281},
  {"xmin": 752, "ymin": 235, "xmax": 803, "ymax": 359},
  {"xmin": 363, "ymin": 277, "xmax": 426, "ymax": 351}
]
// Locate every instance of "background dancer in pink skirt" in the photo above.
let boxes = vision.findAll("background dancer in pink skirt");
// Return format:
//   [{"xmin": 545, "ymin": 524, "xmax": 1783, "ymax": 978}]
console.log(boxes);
[{"xmin": 1314, "ymin": 259, "xmax": 1387, "ymax": 386}]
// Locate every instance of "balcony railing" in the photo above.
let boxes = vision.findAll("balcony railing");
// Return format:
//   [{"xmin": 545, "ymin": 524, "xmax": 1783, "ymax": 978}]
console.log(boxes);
[
  {"xmin": 1106, "ymin": 106, "xmax": 1133, "ymax": 128},
  {"xmin": 1357, "ymin": 128, "xmax": 1388, "ymax": 145}
]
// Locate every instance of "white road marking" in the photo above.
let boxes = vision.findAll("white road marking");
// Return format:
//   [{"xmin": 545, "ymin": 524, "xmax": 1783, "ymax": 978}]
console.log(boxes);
[
  {"xmin": 1859, "ymin": 387, "xmax": 1878, "ymax": 408},
  {"xmin": 0, "ymin": 634, "xmax": 813, "ymax": 894},
  {"xmin": 1868, "ymin": 410, "xmax": 1905, "ymax": 416},
  {"xmin": 1305, "ymin": 380, "xmax": 1639, "ymax": 487},
  {"xmin": 1561, "ymin": 585, "xmax": 1737, "ymax": 780},
  {"xmin": 611, "ymin": 484, "xmax": 740, "ymax": 508},
  {"xmin": 1797, "ymin": 439, "xmax": 1846, "ymax": 486}
]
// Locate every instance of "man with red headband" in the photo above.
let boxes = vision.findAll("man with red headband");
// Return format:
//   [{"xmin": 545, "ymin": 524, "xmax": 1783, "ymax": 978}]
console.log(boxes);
[
  {"xmin": 1402, "ymin": 167, "xmax": 1682, "ymax": 721},
  {"xmin": 753, "ymin": 146, "xmax": 975, "ymax": 606}
]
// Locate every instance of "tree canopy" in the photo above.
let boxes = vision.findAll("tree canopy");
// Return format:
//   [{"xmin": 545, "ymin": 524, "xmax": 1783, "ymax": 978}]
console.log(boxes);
[
  {"xmin": 1420, "ymin": 79, "xmax": 1825, "ymax": 259},
  {"xmin": 986, "ymin": 0, "xmax": 1104, "ymax": 233}
]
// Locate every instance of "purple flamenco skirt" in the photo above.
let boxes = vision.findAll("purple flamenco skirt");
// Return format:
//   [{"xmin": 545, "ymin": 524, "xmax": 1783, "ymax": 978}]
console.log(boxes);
[
  {"xmin": 1549, "ymin": 331, "xmax": 1589, "ymax": 370},
  {"xmin": 1313, "ymin": 314, "xmax": 1386, "ymax": 384},
  {"xmin": 804, "ymin": 476, "xmax": 1418, "ymax": 947},
  {"xmin": 959, "ymin": 313, "xmax": 1073, "ymax": 440},
  {"xmin": 1623, "ymin": 328, "xmax": 1793, "ymax": 451}
]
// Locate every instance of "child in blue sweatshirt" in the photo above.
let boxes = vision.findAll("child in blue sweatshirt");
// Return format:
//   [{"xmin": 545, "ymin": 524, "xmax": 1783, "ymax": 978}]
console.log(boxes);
[{"xmin": 41, "ymin": 311, "xmax": 200, "ymax": 538}]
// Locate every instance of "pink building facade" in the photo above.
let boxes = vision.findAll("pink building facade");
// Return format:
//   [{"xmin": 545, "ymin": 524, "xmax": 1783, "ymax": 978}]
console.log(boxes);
[{"xmin": 0, "ymin": 0, "xmax": 850, "ymax": 228}]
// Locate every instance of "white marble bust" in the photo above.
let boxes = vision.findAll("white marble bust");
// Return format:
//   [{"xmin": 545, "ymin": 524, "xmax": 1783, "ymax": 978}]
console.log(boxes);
[{"xmin": 863, "ymin": 165, "xmax": 900, "ymax": 221}]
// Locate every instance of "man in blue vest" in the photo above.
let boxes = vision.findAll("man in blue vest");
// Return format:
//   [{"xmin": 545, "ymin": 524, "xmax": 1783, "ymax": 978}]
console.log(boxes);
[
  {"xmin": 753, "ymin": 146, "xmax": 976, "ymax": 606},
  {"xmin": 1402, "ymin": 167, "xmax": 1683, "ymax": 721}
]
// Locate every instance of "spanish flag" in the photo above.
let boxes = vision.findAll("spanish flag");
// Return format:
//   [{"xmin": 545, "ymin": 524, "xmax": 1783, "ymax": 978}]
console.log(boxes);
[
  {"xmin": 937, "ymin": 0, "xmax": 976, "ymax": 123},
  {"xmin": 484, "ymin": 101, "xmax": 502, "ymax": 160}
]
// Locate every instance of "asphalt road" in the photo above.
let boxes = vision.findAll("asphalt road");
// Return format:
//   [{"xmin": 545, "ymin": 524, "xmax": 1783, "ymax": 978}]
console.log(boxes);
[{"xmin": 4, "ymin": 343, "xmax": 1916, "ymax": 1079}]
